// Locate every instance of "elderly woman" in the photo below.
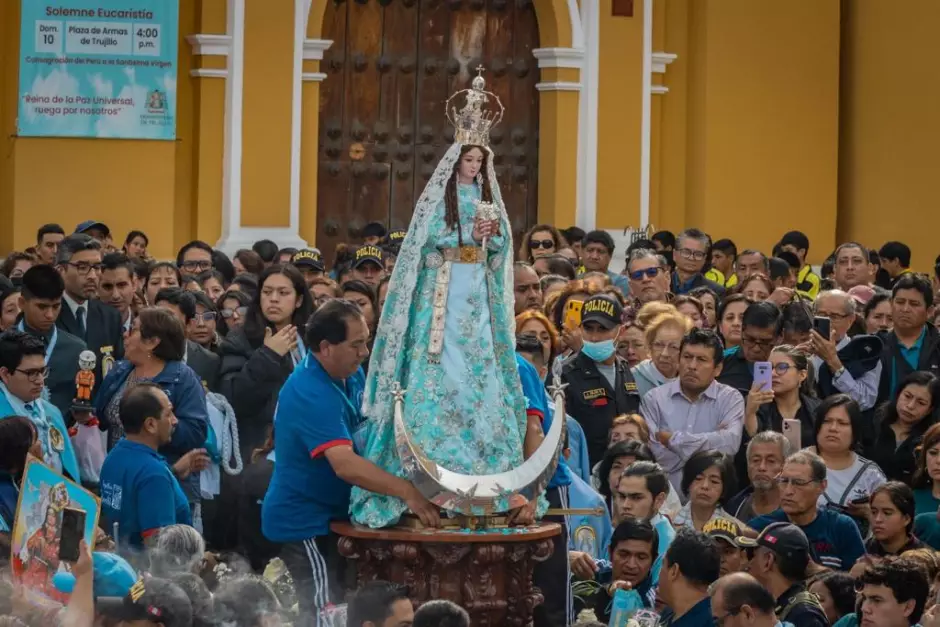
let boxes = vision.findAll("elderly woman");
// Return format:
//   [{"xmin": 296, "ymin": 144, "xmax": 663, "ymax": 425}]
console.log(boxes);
[
  {"xmin": 94, "ymin": 307, "xmax": 208, "ymax": 498},
  {"xmin": 631, "ymin": 310, "xmax": 692, "ymax": 397}
]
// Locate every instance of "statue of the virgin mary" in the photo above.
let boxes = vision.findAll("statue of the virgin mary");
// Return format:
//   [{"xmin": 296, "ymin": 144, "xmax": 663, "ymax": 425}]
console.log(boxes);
[{"xmin": 350, "ymin": 69, "xmax": 537, "ymax": 528}]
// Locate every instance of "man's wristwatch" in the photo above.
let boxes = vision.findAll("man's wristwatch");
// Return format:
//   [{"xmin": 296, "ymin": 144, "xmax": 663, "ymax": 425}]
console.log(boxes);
[{"xmin": 833, "ymin": 366, "xmax": 846, "ymax": 379}]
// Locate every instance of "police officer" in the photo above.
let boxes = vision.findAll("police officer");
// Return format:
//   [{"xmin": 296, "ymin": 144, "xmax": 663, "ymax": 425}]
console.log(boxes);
[{"xmin": 562, "ymin": 294, "xmax": 640, "ymax": 467}]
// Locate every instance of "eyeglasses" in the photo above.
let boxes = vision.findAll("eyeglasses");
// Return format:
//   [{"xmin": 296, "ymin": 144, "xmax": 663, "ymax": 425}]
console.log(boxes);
[
  {"xmin": 775, "ymin": 475, "xmax": 819, "ymax": 488},
  {"xmin": 742, "ymin": 334, "xmax": 776, "ymax": 349},
  {"xmin": 194, "ymin": 312, "xmax": 217, "ymax": 324},
  {"xmin": 16, "ymin": 367, "xmax": 50, "ymax": 382},
  {"xmin": 677, "ymin": 247, "xmax": 706, "ymax": 261},
  {"xmin": 629, "ymin": 267, "xmax": 660, "ymax": 281},
  {"xmin": 221, "ymin": 306, "xmax": 247, "ymax": 319},
  {"xmin": 529, "ymin": 239, "xmax": 554, "ymax": 250},
  {"xmin": 772, "ymin": 363, "xmax": 796, "ymax": 375},
  {"xmin": 181, "ymin": 260, "xmax": 212, "ymax": 272},
  {"xmin": 66, "ymin": 262, "xmax": 103, "ymax": 275},
  {"xmin": 650, "ymin": 341, "xmax": 681, "ymax": 354},
  {"xmin": 713, "ymin": 607, "xmax": 743, "ymax": 627}
]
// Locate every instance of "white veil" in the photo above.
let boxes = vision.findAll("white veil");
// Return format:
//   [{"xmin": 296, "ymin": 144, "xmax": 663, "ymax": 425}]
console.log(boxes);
[{"xmin": 360, "ymin": 142, "xmax": 521, "ymax": 426}]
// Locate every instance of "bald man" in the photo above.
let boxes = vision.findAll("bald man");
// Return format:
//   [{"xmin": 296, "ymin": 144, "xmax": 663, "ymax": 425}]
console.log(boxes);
[{"xmin": 709, "ymin": 573, "xmax": 779, "ymax": 627}]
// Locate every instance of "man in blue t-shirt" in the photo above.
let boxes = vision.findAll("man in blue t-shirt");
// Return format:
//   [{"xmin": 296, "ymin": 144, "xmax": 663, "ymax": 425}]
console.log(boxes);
[
  {"xmin": 99, "ymin": 382, "xmax": 192, "ymax": 551},
  {"xmin": 262, "ymin": 299, "xmax": 439, "ymax": 627},
  {"xmin": 748, "ymin": 450, "xmax": 865, "ymax": 571}
]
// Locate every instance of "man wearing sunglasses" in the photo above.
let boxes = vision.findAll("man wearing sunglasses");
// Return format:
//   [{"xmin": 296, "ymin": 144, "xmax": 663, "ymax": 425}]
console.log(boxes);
[
  {"xmin": 626, "ymin": 249, "xmax": 671, "ymax": 307},
  {"xmin": 747, "ymin": 451, "xmax": 865, "ymax": 572}
]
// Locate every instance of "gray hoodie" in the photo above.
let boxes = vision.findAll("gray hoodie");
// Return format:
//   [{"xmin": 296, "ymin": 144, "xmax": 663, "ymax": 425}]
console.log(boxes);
[{"xmin": 631, "ymin": 359, "xmax": 674, "ymax": 399}]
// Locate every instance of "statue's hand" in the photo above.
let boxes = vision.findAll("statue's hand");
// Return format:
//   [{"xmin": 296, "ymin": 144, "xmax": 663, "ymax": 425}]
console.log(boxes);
[{"xmin": 471, "ymin": 219, "xmax": 498, "ymax": 243}]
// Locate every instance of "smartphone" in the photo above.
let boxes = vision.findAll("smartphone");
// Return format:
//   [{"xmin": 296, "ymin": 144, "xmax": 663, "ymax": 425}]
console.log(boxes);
[
  {"xmin": 814, "ymin": 316, "xmax": 831, "ymax": 339},
  {"xmin": 782, "ymin": 418, "xmax": 802, "ymax": 451},
  {"xmin": 850, "ymin": 495, "xmax": 871, "ymax": 505},
  {"xmin": 58, "ymin": 507, "xmax": 86, "ymax": 563},
  {"xmin": 564, "ymin": 299, "xmax": 584, "ymax": 330},
  {"xmin": 753, "ymin": 361, "xmax": 772, "ymax": 391}
]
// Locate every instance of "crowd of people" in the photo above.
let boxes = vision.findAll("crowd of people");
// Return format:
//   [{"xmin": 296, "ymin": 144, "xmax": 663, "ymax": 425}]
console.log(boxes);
[{"xmin": 0, "ymin": 216, "xmax": 939, "ymax": 627}]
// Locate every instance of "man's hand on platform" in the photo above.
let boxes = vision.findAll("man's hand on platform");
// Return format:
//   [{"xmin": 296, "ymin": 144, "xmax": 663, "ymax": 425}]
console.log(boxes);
[
  {"xmin": 405, "ymin": 487, "xmax": 441, "ymax": 528},
  {"xmin": 507, "ymin": 501, "xmax": 537, "ymax": 527},
  {"xmin": 569, "ymin": 551, "xmax": 598, "ymax": 580}
]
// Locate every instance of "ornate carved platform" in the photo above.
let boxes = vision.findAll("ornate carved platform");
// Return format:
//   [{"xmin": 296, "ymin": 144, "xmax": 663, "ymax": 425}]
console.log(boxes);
[{"xmin": 332, "ymin": 521, "xmax": 561, "ymax": 627}]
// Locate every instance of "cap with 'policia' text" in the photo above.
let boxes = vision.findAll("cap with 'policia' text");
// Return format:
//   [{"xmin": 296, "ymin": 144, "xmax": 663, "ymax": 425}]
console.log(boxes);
[
  {"xmin": 291, "ymin": 248, "xmax": 324, "ymax": 271},
  {"xmin": 580, "ymin": 294, "xmax": 623, "ymax": 330},
  {"xmin": 353, "ymin": 245, "xmax": 384, "ymax": 269}
]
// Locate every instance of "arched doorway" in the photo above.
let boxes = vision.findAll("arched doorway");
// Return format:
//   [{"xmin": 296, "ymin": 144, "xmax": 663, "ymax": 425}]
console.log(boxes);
[{"xmin": 314, "ymin": 0, "xmax": 540, "ymax": 255}]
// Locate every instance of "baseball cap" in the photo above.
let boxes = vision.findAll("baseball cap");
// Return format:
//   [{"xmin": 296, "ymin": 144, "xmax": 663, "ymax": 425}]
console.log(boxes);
[
  {"xmin": 75, "ymin": 220, "xmax": 110, "ymax": 237},
  {"xmin": 703, "ymin": 517, "xmax": 745, "ymax": 548},
  {"xmin": 52, "ymin": 551, "xmax": 138, "ymax": 598},
  {"xmin": 848, "ymin": 284, "xmax": 875, "ymax": 307},
  {"xmin": 386, "ymin": 229, "xmax": 407, "ymax": 245},
  {"xmin": 291, "ymin": 248, "xmax": 324, "ymax": 272},
  {"xmin": 736, "ymin": 522, "xmax": 810, "ymax": 561},
  {"xmin": 580, "ymin": 294, "xmax": 623, "ymax": 330},
  {"xmin": 97, "ymin": 577, "xmax": 193, "ymax": 627},
  {"xmin": 352, "ymin": 245, "xmax": 384, "ymax": 269}
]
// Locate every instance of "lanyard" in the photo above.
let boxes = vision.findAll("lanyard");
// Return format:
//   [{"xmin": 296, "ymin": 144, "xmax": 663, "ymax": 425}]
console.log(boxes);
[{"xmin": 16, "ymin": 321, "xmax": 58, "ymax": 364}]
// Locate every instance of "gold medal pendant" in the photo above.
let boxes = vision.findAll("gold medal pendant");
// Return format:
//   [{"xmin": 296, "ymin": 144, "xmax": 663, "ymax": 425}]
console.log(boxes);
[{"xmin": 48, "ymin": 426, "xmax": 65, "ymax": 453}]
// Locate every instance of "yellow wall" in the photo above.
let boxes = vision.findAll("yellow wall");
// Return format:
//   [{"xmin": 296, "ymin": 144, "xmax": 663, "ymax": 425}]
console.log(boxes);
[
  {"xmin": 240, "ymin": 1, "xmax": 294, "ymax": 229},
  {"xmin": 651, "ymin": 0, "xmax": 841, "ymax": 264},
  {"xmin": 595, "ymin": 0, "xmax": 644, "ymax": 229},
  {"xmin": 839, "ymin": 0, "xmax": 940, "ymax": 272}
]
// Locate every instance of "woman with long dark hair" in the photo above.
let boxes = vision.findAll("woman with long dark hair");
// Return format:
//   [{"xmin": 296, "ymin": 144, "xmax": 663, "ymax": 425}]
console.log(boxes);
[
  {"xmin": 868, "ymin": 371, "xmax": 940, "ymax": 484},
  {"xmin": 219, "ymin": 264, "xmax": 314, "ymax": 458}
]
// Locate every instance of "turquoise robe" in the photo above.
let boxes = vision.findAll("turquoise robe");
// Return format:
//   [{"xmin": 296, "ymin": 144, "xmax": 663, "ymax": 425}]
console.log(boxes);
[{"xmin": 350, "ymin": 182, "xmax": 528, "ymax": 527}]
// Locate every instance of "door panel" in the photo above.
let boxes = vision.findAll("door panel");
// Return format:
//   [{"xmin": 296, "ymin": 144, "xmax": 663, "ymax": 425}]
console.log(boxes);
[{"xmin": 316, "ymin": 0, "xmax": 540, "ymax": 258}]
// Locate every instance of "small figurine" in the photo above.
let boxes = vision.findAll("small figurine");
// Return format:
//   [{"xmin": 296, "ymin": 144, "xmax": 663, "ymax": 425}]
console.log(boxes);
[{"xmin": 72, "ymin": 350, "xmax": 97, "ymax": 412}]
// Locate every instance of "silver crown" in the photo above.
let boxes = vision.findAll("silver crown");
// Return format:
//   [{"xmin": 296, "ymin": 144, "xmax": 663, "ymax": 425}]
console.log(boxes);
[{"xmin": 446, "ymin": 66, "xmax": 505, "ymax": 147}]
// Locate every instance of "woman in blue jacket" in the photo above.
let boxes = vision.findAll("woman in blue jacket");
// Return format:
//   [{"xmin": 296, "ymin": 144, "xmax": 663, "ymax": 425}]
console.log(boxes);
[{"xmin": 94, "ymin": 308, "xmax": 208, "ymax": 499}]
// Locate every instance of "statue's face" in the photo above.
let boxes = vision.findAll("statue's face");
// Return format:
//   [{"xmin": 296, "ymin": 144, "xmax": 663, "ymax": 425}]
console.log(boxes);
[{"xmin": 457, "ymin": 147, "xmax": 484, "ymax": 181}]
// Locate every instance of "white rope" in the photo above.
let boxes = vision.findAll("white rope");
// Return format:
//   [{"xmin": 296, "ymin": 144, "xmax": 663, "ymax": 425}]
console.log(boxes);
[{"xmin": 208, "ymin": 392, "xmax": 243, "ymax": 475}]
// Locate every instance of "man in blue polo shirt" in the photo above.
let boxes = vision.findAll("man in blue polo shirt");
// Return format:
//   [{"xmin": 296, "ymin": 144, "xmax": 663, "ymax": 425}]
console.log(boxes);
[
  {"xmin": 99, "ymin": 382, "xmax": 192, "ymax": 551},
  {"xmin": 262, "ymin": 299, "xmax": 439, "ymax": 627}
]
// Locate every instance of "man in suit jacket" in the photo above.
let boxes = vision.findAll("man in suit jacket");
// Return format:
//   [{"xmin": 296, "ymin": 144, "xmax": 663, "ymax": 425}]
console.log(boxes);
[
  {"xmin": 153, "ymin": 287, "xmax": 220, "ymax": 392},
  {"xmin": 18, "ymin": 266, "xmax": 88, "ymax": 421},
  {"xmin": 56, "ymin": 234, "xmax": 124, "ymax": 390}
]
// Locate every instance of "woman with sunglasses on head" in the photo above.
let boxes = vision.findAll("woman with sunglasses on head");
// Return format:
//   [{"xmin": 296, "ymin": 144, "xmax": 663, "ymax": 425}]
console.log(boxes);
[{"xmin": 519, "ymin": 224, "xmax": 568, "ymax": 264}]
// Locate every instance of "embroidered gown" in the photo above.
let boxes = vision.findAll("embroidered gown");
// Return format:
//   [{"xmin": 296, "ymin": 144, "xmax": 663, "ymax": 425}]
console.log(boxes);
[{"xmin": 350, "ymin": 182, "xmax": 528, "ymax": 527}]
